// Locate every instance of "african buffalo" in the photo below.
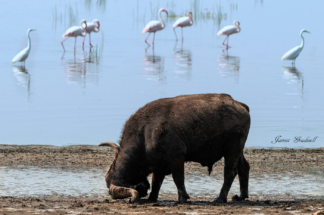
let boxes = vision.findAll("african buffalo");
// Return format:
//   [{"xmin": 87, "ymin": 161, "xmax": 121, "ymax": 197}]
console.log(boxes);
[{"xmin": 100, "ymin": 93, "xmax": 250, "ymax": 203}]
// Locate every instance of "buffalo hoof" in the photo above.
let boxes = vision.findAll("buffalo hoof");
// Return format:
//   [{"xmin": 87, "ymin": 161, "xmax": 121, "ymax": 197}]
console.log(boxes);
[
  {"xmin": 232, "ymin": 193, "xmax": 248, "ymax": 201},
  {"xmin": 147, "ymin": 196, "xmax": 158, "ymax": 202},
  {"xmin": 213, "ymin": 195, "xmax": 227, "ymax": 204},
  {"xmin": 178, "ymin": 193, "xmax": 190, "ymax": 203}
]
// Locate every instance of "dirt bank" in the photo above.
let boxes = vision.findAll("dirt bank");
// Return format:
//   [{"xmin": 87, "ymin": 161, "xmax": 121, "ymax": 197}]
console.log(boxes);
[{"xmin": 0, "ymin": 145, "xmax": 323, "ymax": 214}]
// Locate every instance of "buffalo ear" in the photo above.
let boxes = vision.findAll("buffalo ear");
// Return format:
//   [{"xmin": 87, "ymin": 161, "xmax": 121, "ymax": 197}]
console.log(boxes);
[{"xmin": 99, "ymin": 142, "xmax": 119, "ymax": 157}]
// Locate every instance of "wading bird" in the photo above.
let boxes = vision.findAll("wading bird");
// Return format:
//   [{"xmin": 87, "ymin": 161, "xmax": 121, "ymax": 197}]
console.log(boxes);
[
  {"xmin": 61, "ymin": 20, "xmax": 87, "ymax": 51},
  {"xmin": 281, "ymin": 29, "xmax": 310, "ymax": 66},
  {"xmin": 12, "ymin": 29, "xmax": 36, "ymax": 66},
  {"xmin": 173, "ymin": 11, "xmax": 193, "ymax": 41},
  {"xmin": 142, "ymin": 8, "xmax": 168, "ymax": 46},
  {"xmin": 217, "ymin": 20, "xmax": 241, "ymax": 49},
  {"xmin": 84, "ymin": 19, "xmax": 100, "ymax": 47}
]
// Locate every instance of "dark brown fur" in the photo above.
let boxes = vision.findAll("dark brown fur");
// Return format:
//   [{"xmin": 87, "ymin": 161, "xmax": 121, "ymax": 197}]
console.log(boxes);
[{"xmin": 105, "ymin": 93, "xmax": 251, "ymax": 203}]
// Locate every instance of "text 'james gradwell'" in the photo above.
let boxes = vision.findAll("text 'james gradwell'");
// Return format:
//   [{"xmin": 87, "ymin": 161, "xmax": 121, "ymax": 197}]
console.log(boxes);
[{"xmin": 271, "ymin": 135, "xmax": 318, "ymax": 144}]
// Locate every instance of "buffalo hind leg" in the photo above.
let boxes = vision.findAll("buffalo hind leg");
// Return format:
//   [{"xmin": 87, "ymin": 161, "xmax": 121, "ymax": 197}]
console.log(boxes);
[
  {"xmin": 148, "ymin": 172, "xmax": 165, "ymax": 202},
  {"xmin": 232, "ymin": 153, "xmax": 250, "ymax": 201},
  {"xmin": 172, "ymin": 158, "xmax": 190, "ymax": 203},
  {"xmin": 213, "ymin": 153, "xmax": 239, "ymax": 203}
]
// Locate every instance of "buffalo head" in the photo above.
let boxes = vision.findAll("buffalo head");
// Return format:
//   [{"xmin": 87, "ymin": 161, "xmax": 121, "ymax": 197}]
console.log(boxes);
[{"xmin": 99, "ymin": 142, "xmax": 150, "ymax": 202}]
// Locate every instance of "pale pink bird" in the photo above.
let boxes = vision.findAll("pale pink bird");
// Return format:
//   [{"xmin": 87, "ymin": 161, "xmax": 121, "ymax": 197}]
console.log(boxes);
[
  {"xmin": 217, "ymin": 20, "xmax": 241, "ymax": 49},
  {"xmin": 173, "ymin": 11, "xmax": 193, "ymax": 41},
  {"xmin": 84, "ymin": 19, "xmax": 100, "ymax": 47},
  {"xmin": 61, "ymin": 19, "xmax": 87, "ymax": 51},
  {"xmin": 142, "ymin": 8, "xmax": 168, "ymax": 46}
]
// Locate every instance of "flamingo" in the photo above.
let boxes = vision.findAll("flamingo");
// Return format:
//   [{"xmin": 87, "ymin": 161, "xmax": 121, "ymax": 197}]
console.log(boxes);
[
  {"xmin": 12, "ymin": 28, "xmax": 36, "ymax": 66},
  {"xmin": 217, "ymin": 20, "xmax": 241, "ymax": 49},
  {"xmin": 142, "ymin": 8, "xmax": 168, "ymax": 46},
  {"xmin": 173, "ymin": 11, "xmax": 193, "ymax": 41},
  {"xmin": 84, "ymin": 19, "xmax": 100, "ymax": 47},
  {"xmin": 281, "ymin": 29, "xmax": 310, "ymax": 66},
  {"xmin": 61, "ymin": 19, "xmax": 87, "ymax": 51}
]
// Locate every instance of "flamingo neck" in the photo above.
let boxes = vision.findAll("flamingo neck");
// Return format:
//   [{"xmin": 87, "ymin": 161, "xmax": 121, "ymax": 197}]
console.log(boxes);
[
  {"xmin": 81, "ymin": 22, "xmax": 87, "ymax": 36},
  {"xmin": 236, "ymin": 26, "xmax": 241, "ymax": 33},
  {"xmin": 94, "ymin": 24, "xmax": 100, "ymax": 32},
  {"xmin": 188, "ymin": 13, "xmax": 193, "ymax": 25},
  {"xmin": 159, "ymin": 10, "xmax": 165, "ymax": 29}
]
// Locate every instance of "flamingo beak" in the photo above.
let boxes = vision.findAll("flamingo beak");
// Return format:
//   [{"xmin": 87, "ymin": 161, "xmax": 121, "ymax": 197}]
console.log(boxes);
[
  {"xmin": 164, "ymin": 10, "xmax": 168, "ymax": 15},
  {"xmin": 306, "ymin": 30, "xmax": 310, "ymax": 33},
  {"xmin": 98, "ymin": 22, "xmax": 100, "ymax": 28}
]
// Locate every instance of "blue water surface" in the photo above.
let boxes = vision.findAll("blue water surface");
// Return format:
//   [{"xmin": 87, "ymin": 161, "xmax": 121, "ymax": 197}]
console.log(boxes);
[{"xmin": 0, "ymin": 0, "xmax": 323, "ymax": 148}]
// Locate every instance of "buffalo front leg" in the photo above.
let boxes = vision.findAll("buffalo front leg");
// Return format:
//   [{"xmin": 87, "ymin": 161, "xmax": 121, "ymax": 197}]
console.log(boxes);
[
  {"xmin": 148, "ymin": 172, "xmax": 165, "ymax": 202},
  {"xmin": 232, "ymin": 153, "xmax": 250, "ymax": 201},
  {"xmin": 213, "ymin": 154, "xmax": 239, "ymax": 203},
  {"xmin": 171, "ymin": 158, "xmax": 190, "ymax": 203}
]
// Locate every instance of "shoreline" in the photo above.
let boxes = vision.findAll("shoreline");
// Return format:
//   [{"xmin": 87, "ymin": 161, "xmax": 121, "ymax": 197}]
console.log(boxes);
[
  {"xmin": 1, "ymin": 144, "xmax": 323, "ymax": 150},
  {"xmin": 0, "ymin": 145, "xmax": 323, "ymax": 214}
]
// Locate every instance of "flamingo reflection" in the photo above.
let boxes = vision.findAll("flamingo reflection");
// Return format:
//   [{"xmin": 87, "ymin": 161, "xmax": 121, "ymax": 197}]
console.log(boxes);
[
  {"xmin": 217, "ymin": 50, "xmax": 240, "ymax": 81},
  {"xmin": 12, "ymin": 65, "xmax": 31, "ymax": 100},
  {"xmin": 173, "ymin": 41, "xmax": 192, "ymax": 80},
  {"xmin": 61, "ymin": 48, "xmax": 99, "ymax": 86},
  {"xmin": 142, "ymin": 48, "xmax": 166, "ymax": 83}
]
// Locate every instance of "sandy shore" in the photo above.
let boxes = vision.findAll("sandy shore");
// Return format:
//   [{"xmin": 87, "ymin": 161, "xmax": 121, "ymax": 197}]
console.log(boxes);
[{"xmin": 0, "ymin": 145, "xmax": 323, "ymax": 214}]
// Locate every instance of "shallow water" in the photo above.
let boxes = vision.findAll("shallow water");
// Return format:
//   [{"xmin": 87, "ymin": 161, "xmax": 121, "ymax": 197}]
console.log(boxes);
[
  {"xmin": 0, "ymin": 0, "xmax": 323, "ymax": 148},
  {"xmin": 0, "ymin": 167, "xmax": 323, "ymax": 199}
]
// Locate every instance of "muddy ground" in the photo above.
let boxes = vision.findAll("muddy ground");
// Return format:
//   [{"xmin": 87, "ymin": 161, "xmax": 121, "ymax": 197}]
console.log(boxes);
[{"xmin": 0, "ymin": 145, "xmax": 323, "ymax": 214}]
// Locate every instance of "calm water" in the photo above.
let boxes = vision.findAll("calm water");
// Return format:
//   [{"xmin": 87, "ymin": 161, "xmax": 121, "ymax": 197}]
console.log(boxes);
[
  {"xmin": 0, "ymin": 166, "xmax": 323, "ymax": 199},
  {"xmin": 0, "ymin": 0, "xmax": 323, "ymax": 148}
]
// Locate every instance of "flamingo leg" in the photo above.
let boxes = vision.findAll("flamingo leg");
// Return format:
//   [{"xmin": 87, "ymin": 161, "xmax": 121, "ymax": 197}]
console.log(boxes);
[
  {"xmin": 83, "ymin": 34, "xmax": 86, "ymax": 47},
  {"xmin": 89, "ymin": 33, "xmax": 93, "ymax": 47},
  {"xmin": 74, "ymin": 37, "xmax": 77, "ymax": 50},
  {"xmin": 61, "ymin": 37, "xmax": 69, "ymax": 52},
  {"xmin": 181, "ymin": 27, "xmax": 184, "ymax": 41},
  {"xmin": 222, "ymin": 36, "xmax": 228, "ymax": 46},
  {"xmin": 226, "ymin": 36, "xmax": 231, "ymax": 49},
  {"xmin": 174, "ymin": 28, "xmax": 178, "ymax": 41},
  {"xmin": 145, "ymin": 33, "xmax": 151, "ymax": 46},
  {"xmin": 152, "ymin": 32, "xmax": 156, "ymax": 45}
]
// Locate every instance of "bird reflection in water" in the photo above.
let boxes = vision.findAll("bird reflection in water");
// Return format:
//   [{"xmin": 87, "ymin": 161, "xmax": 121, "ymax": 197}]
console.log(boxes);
[
  {"xmin": 61, "ymin": 47, "xmax": 100, "ymax": 86},
  {"xmin": 282, "ymin": 66, "xmax": 304, "ymax": 98},
  {"xmin": 217, "ymin": 50, "xmax": 240, "ymax": 82},
  {"xmin": 143, "ymin": 47, "xmax": 166, "ymax": 84},
  {"xmin": 173, "ymin": 41, "xmax": 192, "ymax": 80},
  {"xmin": 12, "ymin": 66, "xmax": 31, "ymax": 100}
]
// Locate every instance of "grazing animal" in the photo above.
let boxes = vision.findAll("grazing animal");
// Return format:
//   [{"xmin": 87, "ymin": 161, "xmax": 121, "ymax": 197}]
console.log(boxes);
[
  {"xmin": 100, "ymin": 93, "xmax": 251, "ymax": 203},
  {"xmin": 142, "ymin": 8, "xmax": 168, "ymax": 46},
  {"xmin": 61, "ymin": 19, "xmax": 87, "ymax": 51},
  {"xmin": 84, "ymin": 19, "xmax": 100, "ymax": 47},
  {"xmin": 173, "ymin": 11, "xmax": 193, "ymax": 41},
  {"xmin": 281, "ymin": 29, "xmax": 310, "ymax": 66},
  {"xmin": 217, "ymin": 20, "xmax": 241, "ymax": 49},
  {"xmin": 12, "ymin": 29, "xmax": 36, "ymax": 66}
]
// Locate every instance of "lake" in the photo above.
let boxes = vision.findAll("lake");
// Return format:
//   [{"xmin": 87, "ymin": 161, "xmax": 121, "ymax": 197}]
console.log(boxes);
[{"xmin": 0, "ymin": 0, "xmax": 323, "ymax": 148}]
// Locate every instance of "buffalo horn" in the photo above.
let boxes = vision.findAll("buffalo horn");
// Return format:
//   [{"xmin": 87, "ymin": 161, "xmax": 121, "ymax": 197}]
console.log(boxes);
[
  {"xmin": 109, "ymin": 184, "xmax": 139, "ymax": 203},
  {"xmin": 99, "ymin": 141, "xmax": 119, "ymax": 157}
]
